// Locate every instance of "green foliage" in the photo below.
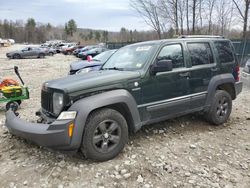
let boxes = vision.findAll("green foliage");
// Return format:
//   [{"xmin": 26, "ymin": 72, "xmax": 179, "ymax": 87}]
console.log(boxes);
[
  {"xmin": 65, "ymin": 19, "xmax": 77, "ymax": 36},
  {"xmin": 26, "ymin": 18, "xmax": 36, "ymax": 28}
]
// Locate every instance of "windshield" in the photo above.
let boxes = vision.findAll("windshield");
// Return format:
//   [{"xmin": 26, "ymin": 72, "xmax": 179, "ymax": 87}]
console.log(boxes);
[
  {"xmin": 93, "ymin": 50, "xmax": 116, "ymax": 62},
  {"xmin": 102, "ymin": 44, "xmax": 156, "ymax": 70}
]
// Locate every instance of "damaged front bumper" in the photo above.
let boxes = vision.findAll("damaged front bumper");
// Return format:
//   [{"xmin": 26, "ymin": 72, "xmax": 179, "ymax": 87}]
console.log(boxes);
[{"xmin": 5, "ymin": 110, "xmax": 74, "ymax": 150}]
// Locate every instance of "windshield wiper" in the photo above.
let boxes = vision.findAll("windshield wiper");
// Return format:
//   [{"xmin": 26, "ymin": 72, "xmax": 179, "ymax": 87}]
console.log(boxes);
[{"xmin": 103, "ymin": 67, "xmax": 124, "ymax": 71}]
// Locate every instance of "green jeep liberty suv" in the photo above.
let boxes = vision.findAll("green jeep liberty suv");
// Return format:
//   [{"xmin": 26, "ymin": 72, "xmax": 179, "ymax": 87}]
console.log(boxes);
[{"xmin": 6, "ymin": 36, "xmax": 242, "ymax": 161}]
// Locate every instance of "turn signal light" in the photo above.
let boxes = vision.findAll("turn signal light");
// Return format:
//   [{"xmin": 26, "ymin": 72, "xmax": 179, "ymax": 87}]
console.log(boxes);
[{"xmin": 68, "ymin": 123, "xmax": 74, "ymax": 137}]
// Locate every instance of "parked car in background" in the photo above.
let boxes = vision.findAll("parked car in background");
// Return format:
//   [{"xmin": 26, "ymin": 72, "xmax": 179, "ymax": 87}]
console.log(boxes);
[
  {"xmin": 6, "ymin": 47, "xmax": 46, "ymax": 59},
  {"xmin": 75, "ymin": 46, "xmax": 97, "ymax": 57},
  {"xmin": 62, "ymin": 45, "xmax": 84, "ymax": 55},
  {"xmin": 242, "ymin": 59, "xmax": 250, "ymax": 75},
  {"xmin": 78, "ymin": 47, "xmax": 107, "ymax": 59},
  {"xmin": 241, "ymin": 58, "xmax": 250, "ymax": 87},
  {"xmin": 55, "ymin": 43, "xmax": 75, "ymax": 53},
  {"xmin": 39, "ymin": 46, "xmax": 57, "ymax": 56},
  {"xmin": 69, "ymin": 50, "xmax": 117, "ymax": 75}
]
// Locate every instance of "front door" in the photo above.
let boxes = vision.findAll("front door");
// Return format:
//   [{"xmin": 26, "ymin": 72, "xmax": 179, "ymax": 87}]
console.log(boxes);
[{"xmin": 140, "ymin": 43, "xmax": 191, "ymax": 120}]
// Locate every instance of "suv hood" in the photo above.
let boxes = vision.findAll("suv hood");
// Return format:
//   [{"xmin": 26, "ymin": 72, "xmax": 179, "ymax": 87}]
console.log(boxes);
[{"xmin": 45, "ymin": 70, "xmax": 141, "ymax": 94}]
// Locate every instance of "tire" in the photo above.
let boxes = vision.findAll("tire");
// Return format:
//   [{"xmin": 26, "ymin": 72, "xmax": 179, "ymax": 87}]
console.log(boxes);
[
  {"xmin": 49, "ymin": 52, "xmax": 54, "ymax": 56},
  {"xmin": 67, "ymin": 51, "xmax": 71, "ymax": 55},
  {"xmin": 38, "ymin": 53, "xmax": 45, "ymax": 58},
  {"xmin": 16, "ymin": 100, "xmax": 22, "ymax": 105},
  {"xmin": 81, "ymin": 108, "xmax": 128, "ymax": 161},
  {"xmin": 13, "ymin": 54, "xmax": 21, "ymax": 59},
  {"xmin": 6, "ymin": 101, "xmax": 19, "ymax": 112},
  {"xmin": 205, "ymin": 90, "xmax": 232, "ymax": 125}
]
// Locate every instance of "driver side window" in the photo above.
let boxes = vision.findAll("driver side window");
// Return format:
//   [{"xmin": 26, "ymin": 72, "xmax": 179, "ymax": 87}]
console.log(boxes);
[{"xmin": 157, "ymin": 44, "xmax": 184, "ymax": 69}]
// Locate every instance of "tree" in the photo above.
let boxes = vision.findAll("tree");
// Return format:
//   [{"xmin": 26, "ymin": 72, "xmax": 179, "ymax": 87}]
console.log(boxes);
[
  {"xmin": 88, "ymin": 30, "xmax": 93, "ymax": 40},
  {"xmin": 102, "ymin": 31, "xmax": 109, "ymax": 42},
  {"xmin": 216, "ymin": 0, "xmax": 234, "ymax": 36},
  {"xmin": 65, "ymin": 19, "xmax": 77, "ymax": 36},
  {"xmin": 130, "ymin": 0, "xmax": 163, "ymax": 39},
  {"xmin": 25, "ymin": 18, "xmax": 36, "ymax": 43},
  {"xmin": 94, "ymin": 31, "xmax": 101, "ymax": 41},
  {"xmin": 205, "ymin": 0, "xmax": 217, "ymax": 34},
  {"xmin": 159, "ymin": 0, "xmax": 179, "ymax": 35},
  {"xmin": 191, "ymin": 0, "xmax": 199, "ymax": 34},
  {"xmin": 232, "ymin": 0, "xmax": 250, "ymax": 38}
]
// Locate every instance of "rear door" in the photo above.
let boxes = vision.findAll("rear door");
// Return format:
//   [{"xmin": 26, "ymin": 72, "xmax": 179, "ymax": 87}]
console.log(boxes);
[{"xmin": 185, "ymin": 41, "xmax": 216, "ymax": 109}]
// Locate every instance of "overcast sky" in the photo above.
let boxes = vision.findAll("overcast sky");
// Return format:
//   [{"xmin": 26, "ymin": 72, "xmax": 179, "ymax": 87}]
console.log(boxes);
[{"xmin": 0, "ymin": 0, "xmax": 151, "ymax": 31}]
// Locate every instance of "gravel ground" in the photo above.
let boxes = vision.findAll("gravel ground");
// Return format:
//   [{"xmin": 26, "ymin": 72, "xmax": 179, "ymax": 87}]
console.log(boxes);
[{"xmin": 0, "ymin": 45, "xmax": 249, "ymax": 188}]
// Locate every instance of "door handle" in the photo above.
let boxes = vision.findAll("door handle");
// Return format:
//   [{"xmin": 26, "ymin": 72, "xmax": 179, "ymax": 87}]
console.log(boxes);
[{"xmin": 179, "ymin": 72, "xmax": 190, "ymax": 77}]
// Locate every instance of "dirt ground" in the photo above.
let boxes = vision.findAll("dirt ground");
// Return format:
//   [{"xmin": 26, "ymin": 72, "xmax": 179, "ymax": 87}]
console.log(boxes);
[{"xmin": 0, "ymin": 45, "xmax": 249, "ymax": 188}]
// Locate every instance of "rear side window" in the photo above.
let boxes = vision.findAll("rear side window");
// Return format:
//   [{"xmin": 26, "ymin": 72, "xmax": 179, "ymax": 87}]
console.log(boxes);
[
  {"xmin": 214, "ymin": 41, "xmax": 234, "ymax": 63},
  {"xmin": 187, "ymin": 42, "xmax": 214, "ymax": 66}
]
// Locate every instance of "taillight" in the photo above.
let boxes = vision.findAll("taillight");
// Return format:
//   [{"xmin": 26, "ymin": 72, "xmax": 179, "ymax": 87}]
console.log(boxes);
[{"xmin": 233, "ymin": 66, "xmax": 240, "ymax": 82}]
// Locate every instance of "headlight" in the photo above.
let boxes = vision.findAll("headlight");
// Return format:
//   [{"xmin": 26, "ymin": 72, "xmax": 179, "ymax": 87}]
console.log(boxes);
[
  {"xmin": 76, "ymin": 67, "xmax": 92, "ymax": 74},
  {"xmin": 53, "ymin": 92, "xmax": 64, "ymax": 115}
]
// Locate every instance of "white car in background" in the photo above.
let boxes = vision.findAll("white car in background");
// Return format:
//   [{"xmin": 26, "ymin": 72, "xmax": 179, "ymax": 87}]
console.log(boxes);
[{"xmin": 241, "ymin": 59, "xmax": 250, "ymax": 87}]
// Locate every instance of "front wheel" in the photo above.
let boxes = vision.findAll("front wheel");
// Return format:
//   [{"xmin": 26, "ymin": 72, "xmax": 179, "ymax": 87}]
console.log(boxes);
[
  {"xmin": 81, "ymin": 108, "xmax": 128, "ymax": 161},
  {"xmin": 6, "ymin": 101, "xmax": 19, "ymax": 112},
  {"xmin": 205, "ymin": 90, "xmax": 232, "ymax": 125},
  {"xmin": 13, "ymin": 54, "xmax": 21, "ymax": 59}
]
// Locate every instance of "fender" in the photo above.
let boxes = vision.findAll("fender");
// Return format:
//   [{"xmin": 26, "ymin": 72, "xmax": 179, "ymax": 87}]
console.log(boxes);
[
  {"xmin": 205, "ymin": 73, "xmax": 235, "ymax": 106},
  {"xmin": 68, "ymin": 89, "xmax": 142, "ymax": 149}
]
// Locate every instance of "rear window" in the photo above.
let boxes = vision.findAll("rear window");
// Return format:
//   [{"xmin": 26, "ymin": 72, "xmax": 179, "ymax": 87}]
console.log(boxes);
[
  {"xmin": 187, "ymin": 42, "xmax": 214, "ymax": 66},
  {"xmin": 214, "ymin": 41, "xmax": 234, "ymax": 63}
]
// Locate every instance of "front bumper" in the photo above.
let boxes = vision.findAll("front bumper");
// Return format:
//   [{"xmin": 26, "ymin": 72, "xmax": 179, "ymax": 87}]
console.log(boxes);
[{"xmin": 5, "ymin": 110, "xmax": 73, "ymax": 149}]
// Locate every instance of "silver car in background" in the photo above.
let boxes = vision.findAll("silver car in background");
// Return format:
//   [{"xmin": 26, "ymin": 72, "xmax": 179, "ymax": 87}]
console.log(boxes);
[
  {"xmin": 241, "ymin": 59, "xmax": 250, "ymax": 87},
  {"xmin": 6, "ymin": 47, "xmax": 46, "ymax": 59}
]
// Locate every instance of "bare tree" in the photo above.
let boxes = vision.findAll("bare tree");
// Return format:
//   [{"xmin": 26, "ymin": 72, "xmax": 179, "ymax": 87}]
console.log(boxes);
[
  {"xmin": 159, "ymin": 0, "xmax": 179, "ymax": 35},
  {"xmin": 216, "ymin": 0, "xmax": 234, "ymax": 36},
  {"xmin": 186, "ymin": 0, "xmax": 190, "ymax": 34},
  {"xmin": 178, "ymin": 0, "xmax": 186, "ymax": 34},
  {"xmin": 191, "ymin": 0, "xmax": 199, "ymax": 34},
  {"xmin": 232, "ymin": 0, "xmax": 250, "ymax": 38},
  {"xmin": 130, "ymin": 0, "xmax": 163, "ymax": 39},
  {"xmin": 205, "ymin": 0, "xmax": 217, "ymax": 34}
]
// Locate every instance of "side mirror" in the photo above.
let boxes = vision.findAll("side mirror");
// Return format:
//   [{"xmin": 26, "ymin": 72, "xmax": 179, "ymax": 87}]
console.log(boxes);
[{"xmin": 150, "ymin": 59, "xmax": 173, "ymax": 75}]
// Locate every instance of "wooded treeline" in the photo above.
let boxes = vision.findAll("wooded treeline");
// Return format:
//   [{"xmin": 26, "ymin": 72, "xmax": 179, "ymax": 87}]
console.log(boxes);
[
  {"xmin": 0, "ymin": 18, "xmax": 161, "ymax": 44},
  {"xmin": 130, "ymin": 0, "xmax": 250, "ymax": 39}
]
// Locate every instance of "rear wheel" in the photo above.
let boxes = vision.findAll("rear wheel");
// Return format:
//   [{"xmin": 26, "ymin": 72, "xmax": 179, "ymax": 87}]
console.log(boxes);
[
  {"xmin": 205, "ymin": 90, "xmax": 232, "ymax": 125},
  {"xmin": 81, "ymin": 108, "xmax": 128, "ymax": 161},
  {"xmin": 38, "ymin": 53, "xmax": 45, "ymax": 58},
  {"xmin": 49, "ymin": 52, "xmax": 54, "ymax": 56}
]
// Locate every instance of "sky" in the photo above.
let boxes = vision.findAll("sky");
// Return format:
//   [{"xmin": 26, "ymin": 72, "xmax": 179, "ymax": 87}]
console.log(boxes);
[{"xmin": 0, "ymin": 0, "xmax": 151, "ymax": 31}]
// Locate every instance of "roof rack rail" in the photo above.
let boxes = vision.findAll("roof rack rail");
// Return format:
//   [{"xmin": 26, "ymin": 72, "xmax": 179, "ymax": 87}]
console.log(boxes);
[{"xmin": 178, "ymin": 35, "xmax": 224, "ymax": 39}]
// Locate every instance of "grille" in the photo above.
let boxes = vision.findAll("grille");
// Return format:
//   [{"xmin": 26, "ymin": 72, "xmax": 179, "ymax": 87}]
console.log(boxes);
[{"xmin": 41, "ymin": 90, "xmax": 53, "ymax": 113}]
